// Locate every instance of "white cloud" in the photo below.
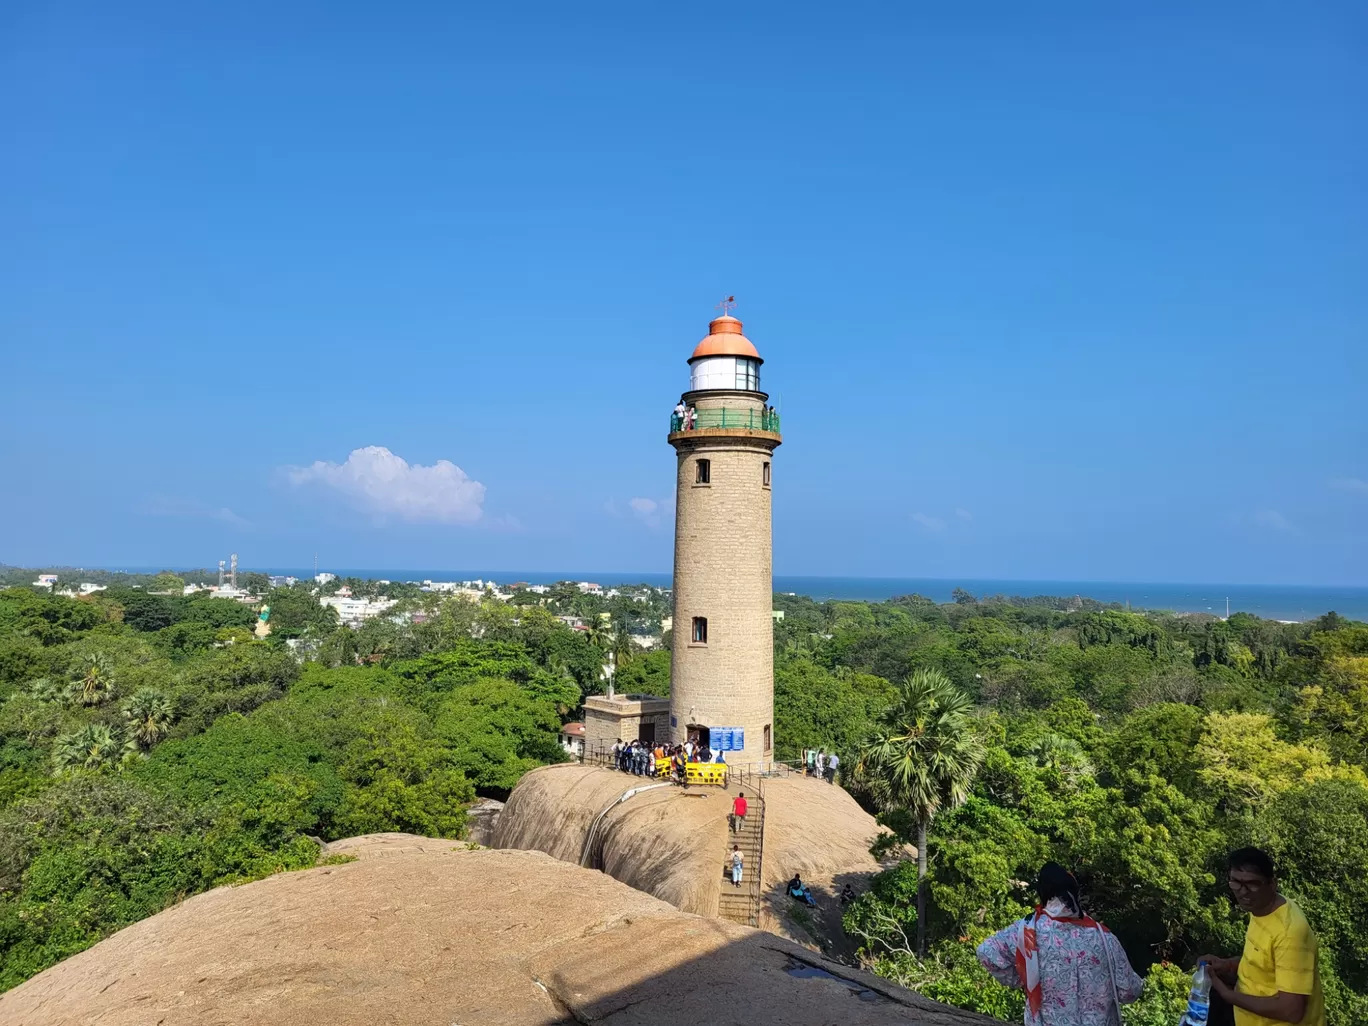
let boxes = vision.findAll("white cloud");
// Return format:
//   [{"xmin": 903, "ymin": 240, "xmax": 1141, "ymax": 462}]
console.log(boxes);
[
  {"xmin": 911, "ymin": 512, "xmax": 946, "ymax": 533},
  {"xmin": 285, "ymin": 446, "xmax": 485, "ymax": 524},
  {"xmin": 1330, "ymin": 477, "xmax": 1368, "ymax": 495},
  {"xmin": 955, "ymin": 508, "xmax": 973, "ymax": 520},
  {"xmin": 144, "ymin": 496, "xmax": 249, "ymax": 526},
  {"xmin": 625, "ymin": 496, "xmax": 673, "ymax": 530},
  {"xmin": 1250, "ymin": 508, "xmax": 1296, "ymax": 534}
]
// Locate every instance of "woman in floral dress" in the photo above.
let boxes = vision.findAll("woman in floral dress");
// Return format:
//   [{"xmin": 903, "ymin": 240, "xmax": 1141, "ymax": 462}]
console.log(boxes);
[{"xmin": 977, "ymin": 863, "xmax": 1143, "ymax": 1026}]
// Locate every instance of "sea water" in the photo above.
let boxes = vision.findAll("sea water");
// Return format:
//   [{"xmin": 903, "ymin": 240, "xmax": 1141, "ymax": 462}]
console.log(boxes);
[{"xmin": 226, "ymin": 569, "xmax": 1368, "ymax": 622}]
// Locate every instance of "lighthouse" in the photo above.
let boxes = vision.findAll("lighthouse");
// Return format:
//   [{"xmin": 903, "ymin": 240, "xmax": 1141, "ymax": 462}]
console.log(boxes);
[{"xmin": 668, "ymin": 305, "xmax": 781, "ymax": 766}]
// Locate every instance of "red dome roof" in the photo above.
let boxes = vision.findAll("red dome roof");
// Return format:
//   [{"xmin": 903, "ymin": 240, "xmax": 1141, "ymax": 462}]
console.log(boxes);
[{"xmin": 689, "ymin": 316, "xmax": 762, "ymax": 363}]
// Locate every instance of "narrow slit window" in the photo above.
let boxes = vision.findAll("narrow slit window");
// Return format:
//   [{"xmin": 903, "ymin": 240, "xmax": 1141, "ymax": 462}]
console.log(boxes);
[
  {"xmin": 762, "ymin": 461, "xmax": 771, "ymax": 487},
  {"xmin": 695, "ymin": 458, "xmax": 711, "ymax": 485},
  {"xmin": 764, "ymin": 724, "xmax": 772, "ymax": 752},
  {"xmin": 691, "ymin": 616, "xmax": 708, "ymax": 644}
]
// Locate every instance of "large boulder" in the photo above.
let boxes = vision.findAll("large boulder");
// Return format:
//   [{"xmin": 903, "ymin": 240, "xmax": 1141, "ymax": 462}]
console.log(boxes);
[
  {"xmin": 0, "ymin": 841, "xmax": 995, "ymax": 1026},
  {"xmin": 494, "ymin": 764, "xmax": 888, "ymax": 948}
]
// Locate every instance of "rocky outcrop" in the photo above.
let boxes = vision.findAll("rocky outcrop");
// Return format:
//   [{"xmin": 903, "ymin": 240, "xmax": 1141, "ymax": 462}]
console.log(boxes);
[
  {"xmin": 0, "ymin": 840, "xmax": 997, "ymax": 1026},
  {"xmin": 494, "ymin": 764, "xmax": 889, "ymax": 947}
]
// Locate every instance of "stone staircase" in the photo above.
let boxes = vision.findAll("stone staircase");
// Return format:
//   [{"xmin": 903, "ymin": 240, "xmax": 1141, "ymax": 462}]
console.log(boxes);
[{"xmin": 717, "ymin": 794, "xmax": 765, "ymax": 928}]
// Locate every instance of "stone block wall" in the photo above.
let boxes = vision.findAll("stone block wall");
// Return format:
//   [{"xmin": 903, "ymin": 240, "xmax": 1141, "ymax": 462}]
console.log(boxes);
[{"xmin": 669, "ymin": 425, "xmax": 778, "ymax": 766}]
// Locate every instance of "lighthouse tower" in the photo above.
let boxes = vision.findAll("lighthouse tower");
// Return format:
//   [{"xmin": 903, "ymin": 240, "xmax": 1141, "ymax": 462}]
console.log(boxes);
[{"xmin": 668, "ymin": 307, "xmax": 781, "ymax": 767}]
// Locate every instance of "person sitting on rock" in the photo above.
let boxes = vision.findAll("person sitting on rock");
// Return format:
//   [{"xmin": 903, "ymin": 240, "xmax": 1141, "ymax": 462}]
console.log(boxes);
[{"xmin": 787, "ymin": 874, "xmax": 818, "ymax": 908}]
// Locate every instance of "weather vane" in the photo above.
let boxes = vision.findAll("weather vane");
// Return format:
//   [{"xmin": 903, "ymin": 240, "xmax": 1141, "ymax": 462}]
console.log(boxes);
[{"xmin": 716, "ymin": 295, "xmax": 737, "ymax": 317}]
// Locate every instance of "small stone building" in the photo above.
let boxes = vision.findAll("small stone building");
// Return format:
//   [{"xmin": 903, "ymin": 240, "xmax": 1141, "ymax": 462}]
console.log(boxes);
[{"xmin": 583, "ymin": 694, "xmax": 671, "ymax": 757}]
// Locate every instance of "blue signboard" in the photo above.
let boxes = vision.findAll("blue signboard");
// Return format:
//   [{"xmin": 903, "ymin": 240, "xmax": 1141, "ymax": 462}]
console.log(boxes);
[{"xmin": 711, "ymin": 727, "xmax": 744, "ymax": 752}]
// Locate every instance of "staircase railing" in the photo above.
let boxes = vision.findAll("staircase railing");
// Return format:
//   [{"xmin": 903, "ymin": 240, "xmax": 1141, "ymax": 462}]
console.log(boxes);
[{"xmin": 748, "ymin": 795, "xmax": 766, "ymax": 928}]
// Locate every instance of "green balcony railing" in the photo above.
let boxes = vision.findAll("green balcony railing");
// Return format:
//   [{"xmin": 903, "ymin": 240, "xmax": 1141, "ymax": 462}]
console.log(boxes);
[{"xmin": 670, "ymin": 408, "xmax": 781, "ymax": 434}]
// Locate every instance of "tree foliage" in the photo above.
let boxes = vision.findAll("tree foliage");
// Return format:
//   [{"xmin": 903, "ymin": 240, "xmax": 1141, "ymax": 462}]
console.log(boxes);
[
  {"xmin": 0, "ymin": 582, "xmax": 593, "ymax": 987},
  {"xmin": 2, "ymin": 575, "xmax": 1366, "ymax": 1019},
  {"xmin": 779, "ymin": 592, "xmax": 1368, "ymax": 1022}
]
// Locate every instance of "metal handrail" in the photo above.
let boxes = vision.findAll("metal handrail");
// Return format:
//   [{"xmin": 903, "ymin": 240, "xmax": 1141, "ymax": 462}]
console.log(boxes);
[
  {"xmin": 751, "ymin": 793, "xmax": 766, "ymax": 928},
  {"xmin": 670, "ymin": 408, "xmax": 780, "ymax": 433}
]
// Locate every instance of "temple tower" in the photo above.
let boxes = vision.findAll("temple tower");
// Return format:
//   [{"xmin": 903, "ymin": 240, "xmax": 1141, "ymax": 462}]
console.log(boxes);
[{"xmin": 668, "ymin": 308, "xmax": 781, "ymax": 766}]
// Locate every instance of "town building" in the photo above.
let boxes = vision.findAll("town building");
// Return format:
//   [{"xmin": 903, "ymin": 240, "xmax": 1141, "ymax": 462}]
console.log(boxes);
[
  {"xmin": 209, "ymin": 585, "xmax": 259, "ymax": 603},
  {"xmin": 558, "ymin": 721, "xmax": 586, "ymax": 758},
  {"xmin": 320, "ymin": 594, "xmax": 397, "ymax": 626}
]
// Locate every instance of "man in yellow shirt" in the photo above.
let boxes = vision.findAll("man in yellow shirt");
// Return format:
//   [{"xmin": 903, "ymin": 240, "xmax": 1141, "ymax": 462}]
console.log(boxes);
[{"xmin": 1199, "ymin": 847, "xmax": 1325, "ymax": 1026}]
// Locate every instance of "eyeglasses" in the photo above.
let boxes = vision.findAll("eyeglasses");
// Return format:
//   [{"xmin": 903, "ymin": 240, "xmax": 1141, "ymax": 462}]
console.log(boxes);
[{"xmin": 1228, "ymin": 876, "xmax": 1269, "ymax": 893}]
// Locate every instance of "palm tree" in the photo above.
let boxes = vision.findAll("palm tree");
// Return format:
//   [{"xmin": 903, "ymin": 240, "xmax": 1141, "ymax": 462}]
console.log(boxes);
[
  {"xmin": 26, "ymin": 676, "xmax": 66, "ymax": 702},
  {"xmin": 583, "ymin": 616, "xmax": 613, "ymax": 653},
  {"xmin": 612, "ymin": 620, "xmax": 636, "ymax": 675},
  {"xmin": 68, "ymin": 654, "xmax": 115, "ymax": 706},
  {"xmin": 582, "ymin": 617, "xmax": 614, "ymax": 693},
  {"xmin": 854, "ymin": 668, "xmax": 985, "ymax": 956},
  {"xmin": 52, "ymin": 723, "xmax": 125, "ymax": 772},
  {"xmin": 1027, "ymin": 732, "xmax": 1094, "ymax": 781},
  {"xmin": 123, "ymin": 688, "xmax": 176, "ymax": 749}
]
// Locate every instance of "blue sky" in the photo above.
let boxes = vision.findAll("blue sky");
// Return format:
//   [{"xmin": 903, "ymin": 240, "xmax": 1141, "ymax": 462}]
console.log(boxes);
[{"xmin": 2, "ymin": 2, "xmax": 1364, "ymax": 584}]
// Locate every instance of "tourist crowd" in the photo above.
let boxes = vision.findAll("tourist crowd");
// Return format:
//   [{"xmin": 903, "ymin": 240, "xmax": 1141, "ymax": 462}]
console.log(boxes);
[{"xmin": 608, "ymin": 737, "xmax": 726, "ymax": 783}]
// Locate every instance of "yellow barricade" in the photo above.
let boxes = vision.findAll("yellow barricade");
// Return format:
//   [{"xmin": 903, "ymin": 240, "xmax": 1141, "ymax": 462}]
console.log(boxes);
[
  {"xmin": 652, "ymin": 758, "xmax": 728, "ymax": 787},
  {"xmin": 689, "ymin": 762, "xmax": 728, "ymax": 786}
]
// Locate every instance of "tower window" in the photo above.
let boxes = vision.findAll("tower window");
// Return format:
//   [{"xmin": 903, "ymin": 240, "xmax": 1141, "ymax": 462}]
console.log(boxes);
[
  {"xmin": 764, "ymin": 724, "xmax": 772, "ymax": 752},
  {"xmin": 762, "ymin": 461, "xmax": 771, "ymax": 487},
  {"xmin": 695, "ymin": 459, "xmax": 711, "ymax": 485},
  {"xmin": 735, "ymin": 358, "xmax": 760, "ymax": 391},
  {"xmin": 691, "ymin": 617, "xmax": 708, "ymax": 644}
]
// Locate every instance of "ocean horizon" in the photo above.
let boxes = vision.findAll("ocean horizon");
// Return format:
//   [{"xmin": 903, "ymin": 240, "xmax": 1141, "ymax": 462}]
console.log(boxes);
[{"xmin": 94, "ymin": 567, "xmax": 1368, "ymax": 623}]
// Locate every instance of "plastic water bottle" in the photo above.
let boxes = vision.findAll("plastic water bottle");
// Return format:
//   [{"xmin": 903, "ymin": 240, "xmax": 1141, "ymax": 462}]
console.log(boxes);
[{"xmin": 1182, "ymin": 961, "xmax": 1211, "ymax": 1026}]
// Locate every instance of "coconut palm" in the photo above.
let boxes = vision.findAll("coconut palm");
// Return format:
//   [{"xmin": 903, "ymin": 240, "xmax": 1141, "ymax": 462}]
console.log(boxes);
[
  {"xmin": 123, "ymin": 688, "xmax": 176, "ymax": 749},
  {"xmin": 582, "ymin": 616, "xmax": 615, "ymax": 693},
  {"xmin": 68, "ymin": 654, "xmax": 115, "ymax": 706},
  {"xmin": 611, "ymin": 621, "xmax": 636, "ymax": 674},
  {"xmin": 853, "ymin": 668, "xmax": 985, "ymax": 956},
  {"xmin": 582, "ymin": 616, "xmax": 613, "ymax": 654},
  {"xmin": 52, "ymin": 723, "xmax": 125, "ymax": 772}
]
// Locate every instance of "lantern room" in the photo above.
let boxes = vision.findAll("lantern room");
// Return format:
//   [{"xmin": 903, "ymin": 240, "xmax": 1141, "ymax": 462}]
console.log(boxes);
[{"xmin": 688, "ymin": 315, "xmax": 763, "ymax": 393}]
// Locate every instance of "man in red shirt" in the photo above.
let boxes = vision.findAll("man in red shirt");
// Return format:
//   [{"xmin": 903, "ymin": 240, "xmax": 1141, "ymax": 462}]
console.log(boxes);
[{"xmin": 731, "ymin": 792, "xmax": 748, "ymax": 834}]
